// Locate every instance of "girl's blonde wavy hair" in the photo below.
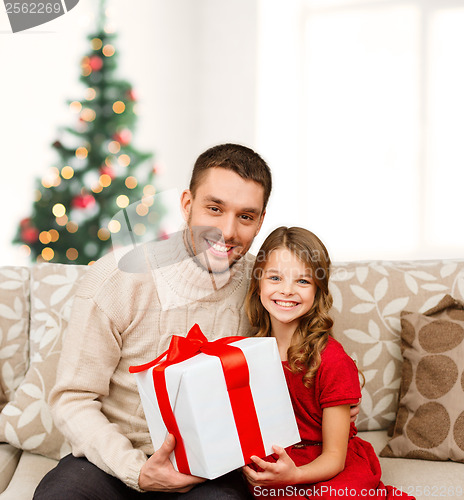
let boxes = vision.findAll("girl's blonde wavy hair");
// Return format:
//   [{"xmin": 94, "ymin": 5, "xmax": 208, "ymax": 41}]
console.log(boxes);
[{"xmin": 246, "ymin": 226, "xmax": 333, "ymax": 387}]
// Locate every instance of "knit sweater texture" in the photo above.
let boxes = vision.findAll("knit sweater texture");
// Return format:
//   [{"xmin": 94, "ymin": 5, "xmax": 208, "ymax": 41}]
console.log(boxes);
[{"xmin": 49, "ymin": 232, "xmax": 254, "ymax": 490}]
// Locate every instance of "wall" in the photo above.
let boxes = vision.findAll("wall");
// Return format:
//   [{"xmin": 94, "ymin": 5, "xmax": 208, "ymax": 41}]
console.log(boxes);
[{"xmin": 0, "ymin": 0, "xmax": 259, "ymax": 265}]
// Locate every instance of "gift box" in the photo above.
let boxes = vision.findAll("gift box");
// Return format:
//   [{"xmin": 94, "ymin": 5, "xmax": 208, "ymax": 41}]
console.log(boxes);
[{"xmin": 129, "ymin": 324, "xmax": 300, "ymax": 479}]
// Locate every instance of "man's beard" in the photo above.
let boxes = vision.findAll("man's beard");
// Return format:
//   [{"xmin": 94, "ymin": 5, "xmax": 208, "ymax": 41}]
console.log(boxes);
[{"xmin": 185, "ymin": 216, "xmax": 243, "ymax": 274}]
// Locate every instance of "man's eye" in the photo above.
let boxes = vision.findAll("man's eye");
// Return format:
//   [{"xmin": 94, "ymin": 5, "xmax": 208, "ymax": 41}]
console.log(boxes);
[
  {"xmin": 240, "ymin": 214, "xmax": 253, "ymax": 221},
  {"xmin": 209, "ymin": 207, "xmax": 220, "ymax": 213}
]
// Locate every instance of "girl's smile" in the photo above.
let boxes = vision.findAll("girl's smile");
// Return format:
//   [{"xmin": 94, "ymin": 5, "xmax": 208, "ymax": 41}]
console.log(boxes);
[
  {"xmin": 259, "ymin": 247, "xmax": 318, "ymax": 331},
  {"xmin": 274, "ymin": 300, "xmax": 300, "ymax": 308}
]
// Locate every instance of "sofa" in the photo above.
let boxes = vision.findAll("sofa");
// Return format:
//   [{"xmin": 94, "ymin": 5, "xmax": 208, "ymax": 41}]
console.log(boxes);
[{"xmin": 0, "ymin": 259, "xmax": 462, "ymax": 499}]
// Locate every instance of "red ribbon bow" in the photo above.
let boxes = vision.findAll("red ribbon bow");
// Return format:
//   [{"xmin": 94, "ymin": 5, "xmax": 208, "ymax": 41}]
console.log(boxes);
[{"xmin": 130, "ymin": 324, "xmax": 265, "ymax": 474}]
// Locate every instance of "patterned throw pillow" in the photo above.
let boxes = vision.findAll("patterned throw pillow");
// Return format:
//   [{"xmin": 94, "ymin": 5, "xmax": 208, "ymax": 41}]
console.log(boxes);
[
  {"xmin": 330, "ymin": 260, "xmax": 464, "ymax": 431},
  {"xmin": 0, "ymin": 263, "xmax": 88, "ymax": 460},
  {"xmin": 380, "ymin": 295, "xmax": 464, "ymax": 462},
  {"xmin": 0, "ymin": 267, "xmax": 30, "ymax": 409}
]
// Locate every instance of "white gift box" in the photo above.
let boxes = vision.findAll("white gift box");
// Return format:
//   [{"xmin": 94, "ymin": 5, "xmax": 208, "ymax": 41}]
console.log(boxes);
[{"xmin": 131, "ymin": 333, "xmax": 300, "ymax": 479}]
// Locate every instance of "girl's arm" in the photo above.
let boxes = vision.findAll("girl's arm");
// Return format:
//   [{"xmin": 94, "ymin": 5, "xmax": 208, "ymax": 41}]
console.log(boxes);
[{"xmin": 242, "ymin": 405, "xmax": 350, "ymax": 487}]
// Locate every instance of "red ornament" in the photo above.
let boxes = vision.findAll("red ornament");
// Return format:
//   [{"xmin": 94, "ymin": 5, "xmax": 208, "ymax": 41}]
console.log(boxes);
[
  {"xmin": 152, "ymin": 163, "xmax": 163, "ymax": 175},
  {"xmin": 113, "ymin": 129, "xmax": 132, "ymax": 146},
  {"xmin": 21, "ymin": 226, "xmax": 39, "ymax": 244},
  {"xmin": 126, "ymin": 88, "xmax": 137, "ymax": 101},
  {"xmin": 20, "ymin": 217, "xmax": 31, "ymax": 228},
  {"xmin": 99, "ymin": 165, "xmax": 116, "ymax": 179},
  {"xmin": 72, "ymin": 194, "xmax": 96, "ymax": 209},
  {"xmin": 89, "ymin": 56, "xmax": 103, "ymax": 72}
]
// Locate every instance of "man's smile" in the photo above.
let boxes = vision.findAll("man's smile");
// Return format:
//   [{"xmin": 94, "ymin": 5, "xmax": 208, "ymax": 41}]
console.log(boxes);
[{"xmin": 205, "ymin": 238, "xmax": 236, "ymax": 256}]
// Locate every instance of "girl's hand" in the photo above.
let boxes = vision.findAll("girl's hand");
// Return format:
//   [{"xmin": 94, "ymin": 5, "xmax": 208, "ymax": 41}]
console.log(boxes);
[{"xmin": 242, "ymin": 446, "xmax": 301, "ymax": 487}]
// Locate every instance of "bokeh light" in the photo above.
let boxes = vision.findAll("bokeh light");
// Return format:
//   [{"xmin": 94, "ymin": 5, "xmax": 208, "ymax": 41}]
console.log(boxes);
[
  {"xmin": 81, "ymin": 108, "xmax": 96, "ymax": 122},
  {"xmin": 116, "ymin": 195, "xmax": 129, "ymax": 208},
  {"xmin": 99, "ymin": 174, "xmax": 112, "ymax": 187},
  {"xmin": 134, "ymin": 223, "xmax": 146, "ymax": 236},
  {"xmin": 52, "ymin": 203, "xmax": 66, "ymax": 217},
  {"xmin": 85, "ymin": 88, "xmax": 97, "ymax": 101},
  {"xmin": 142, "ymin": 196, "xmax": 154, "ymax": 207},
  {"xmin": 66, "ymin": 248, "xmax": 78, "ymax": 261},
  {"xmin": 136, "ymin": 204, "xmax": 149, "ymax": 216},
  {"xmin": 42, "ymin": 247, "xmax": 54, "ymax": 261},
  {"xmin": 125, "ymin": 176, "xmax": 137, "ymax": 189},
  {"xmin": 108, "ymin": 220, "xmax": 121, "ymax": 233},
  {"xmin": 49, "ymin": 229, "xmax": 59, "ymax": 242},
  {"xmin": 61, "ymin": 166, "xmax": 74, "ymax": 179},
  {"xmin": 42, "ymin": 167, "xmax": 61, "ymax": 188},
  {"xmin": 108, "ymin": 141, "xmax": 120, "ymax": 154},
  {"xmin": 102, "ymin": 44, "xmax": 115, "ymax": 57},
  {"xmin": 76, "ymin": 147, "xmax": 88, "ymax": 159},
  {"xmin": 66, "ymin": 221, "xmax": 79, "ymax": 233},
  {"xmin": 143, "ymin": 185, "xmax": 156, "ymax": 196},
  {"xmin": 113, "ymin": 101, "xmax": 125, "ymax": 114},
  {"xmin": 56, "ymin": 215, "xmax": 68, "ymax": 226},
  {"xmin": 70, "ymin": 101, "xmax": 82, "ymax": 113},
  {"xmin": 118, "ymin": 154, "xmax": 130, "ymax": 167},
  {"xmin": 20, "ymin": 245, "xmax": 31, "ymax": 257},
  {"xmin": 97, "ymin": 228, "xmax": 110, "ymax": 241},
  {"xmin": 91, "ymin": 38, "xmax": 103, "ymax": 50},
  {"xmin": 39, "ymin": 231, "xmax": 51, "ymax": 244}
]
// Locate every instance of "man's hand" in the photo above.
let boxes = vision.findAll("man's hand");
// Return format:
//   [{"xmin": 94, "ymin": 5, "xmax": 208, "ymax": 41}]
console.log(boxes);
[
  {"xmin": 138, "ymin": 434, "xmax": 206, "ymax": 492},
  {"xmin": 350, "ymin": 398, "xmax": 362, "ymax": 423}
]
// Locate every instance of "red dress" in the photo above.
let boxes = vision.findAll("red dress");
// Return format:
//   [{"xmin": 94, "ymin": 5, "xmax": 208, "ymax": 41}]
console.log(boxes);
[{"xmin": 250, "ymin": 337, "xmax": 415, "ymax": 499}]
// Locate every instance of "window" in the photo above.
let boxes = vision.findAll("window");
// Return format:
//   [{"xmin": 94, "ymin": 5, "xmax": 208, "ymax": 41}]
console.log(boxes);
[{"xmin": 255, "ymin": 0, "xmax": 464, "ymax": 261}]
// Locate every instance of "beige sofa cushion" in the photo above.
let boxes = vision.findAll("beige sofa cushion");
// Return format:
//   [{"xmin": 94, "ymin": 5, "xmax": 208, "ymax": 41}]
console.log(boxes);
[
  {"xmin": 0, "ymin": 451, "xmax": 57, "ymax": 500},
  {"xmin": 380, "ymin": 295, "xmax": 464, "ymax": 462},
  {"xmin": 0, "ymin": 444, "xmax": 21, "ymax": 494},
  {"xmin": 360, "ymin": 431, "xmax": 464, "ymax": 500},
  {"xmin": 0, "ymin": 268, "xmax": 30, "ymax": 410},
  {"xmin": 0, "ymin": 264, "xmax": 88, "ymax": 460},
  {"xmin": 330, "ymin": 260, "xmax": 464, "ymax": 431}
]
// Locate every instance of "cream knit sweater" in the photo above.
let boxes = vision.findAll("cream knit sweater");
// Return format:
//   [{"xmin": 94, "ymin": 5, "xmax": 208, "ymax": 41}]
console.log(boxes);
[{"xmin": 49, "ymin": 232, "xmax": 254, "ymax": 490}]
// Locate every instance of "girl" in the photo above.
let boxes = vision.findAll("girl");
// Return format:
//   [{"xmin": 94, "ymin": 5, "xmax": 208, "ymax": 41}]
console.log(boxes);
[{"xmin": 242, "ymin": 227, "xmax": 414, "ymax": 499}]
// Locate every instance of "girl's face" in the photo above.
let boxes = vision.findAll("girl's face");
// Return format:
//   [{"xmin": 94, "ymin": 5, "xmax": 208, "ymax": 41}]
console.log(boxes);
[{"xmin": 259, "ymin": 247, "xmax": 318, "ymax": 330}]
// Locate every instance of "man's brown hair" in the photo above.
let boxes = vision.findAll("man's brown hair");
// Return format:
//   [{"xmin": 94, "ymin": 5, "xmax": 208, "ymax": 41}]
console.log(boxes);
[{"xmin": 189, "ymin": 144, "xmax": 272, "ymax": 212}]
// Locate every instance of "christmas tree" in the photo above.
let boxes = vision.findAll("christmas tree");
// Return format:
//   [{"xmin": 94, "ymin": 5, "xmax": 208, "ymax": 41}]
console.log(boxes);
[{"xmin": 14, "ymin": 1, "xmax": 163, "ymax": 265}]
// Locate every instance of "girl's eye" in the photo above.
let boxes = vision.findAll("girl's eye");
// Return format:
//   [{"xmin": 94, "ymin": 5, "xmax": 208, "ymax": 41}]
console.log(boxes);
[
  {"xmin": 269, "ymin": 276, "xmax": 280, "ymax": 281},
  {"xmin": 298, "ymin": 279, "xmax": 311, "ymax": 285}
]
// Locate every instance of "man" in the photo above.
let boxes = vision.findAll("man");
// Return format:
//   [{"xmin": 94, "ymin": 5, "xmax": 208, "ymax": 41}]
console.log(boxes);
[
  {"xmin": 34, "ymin": 143, "xmax": 360, "ymax": 499},
  {"xmin": 34, "ymin": 144, "xmax": 272, "ymax": 499}
]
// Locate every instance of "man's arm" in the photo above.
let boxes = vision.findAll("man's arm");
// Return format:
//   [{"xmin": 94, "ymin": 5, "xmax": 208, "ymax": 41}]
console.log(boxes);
[
  {"xmin": 50, "ymin": 290, "xmax": 203, "ymax": 492},
  {"xmin": 50, "ymin": 292, "xmax": 146, "ymax": 489},
  {"xmin": 350, "ymin": 397, "xmax": 362, "ymax": 423}
]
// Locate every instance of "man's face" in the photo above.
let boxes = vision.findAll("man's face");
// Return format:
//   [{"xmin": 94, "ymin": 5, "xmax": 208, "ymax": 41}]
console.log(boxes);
[{"xmin": 181, "ymin": 167, "xmax": 266, "ymax": 273}]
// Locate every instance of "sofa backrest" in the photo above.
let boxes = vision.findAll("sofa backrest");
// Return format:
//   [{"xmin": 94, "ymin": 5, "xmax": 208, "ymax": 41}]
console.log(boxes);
[
  {"xmin": 330, "ymin": 259, "xmax": 464, "ymax": 431},
  {"xmin": 0, "ymin": 263, "xmax": 88, "ymax": 459},
  {"xmin": 0, "ymin": 267, "xmax": 30, "ymax": 408},
  {"xmin": 0, "ymin": 258, "xmax": 463, "ymax": 457}
]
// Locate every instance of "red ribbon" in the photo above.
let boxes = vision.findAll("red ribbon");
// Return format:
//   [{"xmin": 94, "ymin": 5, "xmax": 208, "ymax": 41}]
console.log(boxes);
[{"xmin": 129, "ymin": 324, "xmax": 266, "ymax": 474}]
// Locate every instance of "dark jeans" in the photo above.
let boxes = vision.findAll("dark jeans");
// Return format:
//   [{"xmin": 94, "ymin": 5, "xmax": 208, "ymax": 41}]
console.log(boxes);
[{"xmin": 33, "ymin": 454, "xmax": 253, "ymax": 500}]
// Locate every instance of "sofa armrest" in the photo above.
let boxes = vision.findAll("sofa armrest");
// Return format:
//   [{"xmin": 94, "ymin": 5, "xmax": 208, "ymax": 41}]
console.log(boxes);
[{"xmin": 0, "ymin": 444, "xmax": 21, "ymax": 494}]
